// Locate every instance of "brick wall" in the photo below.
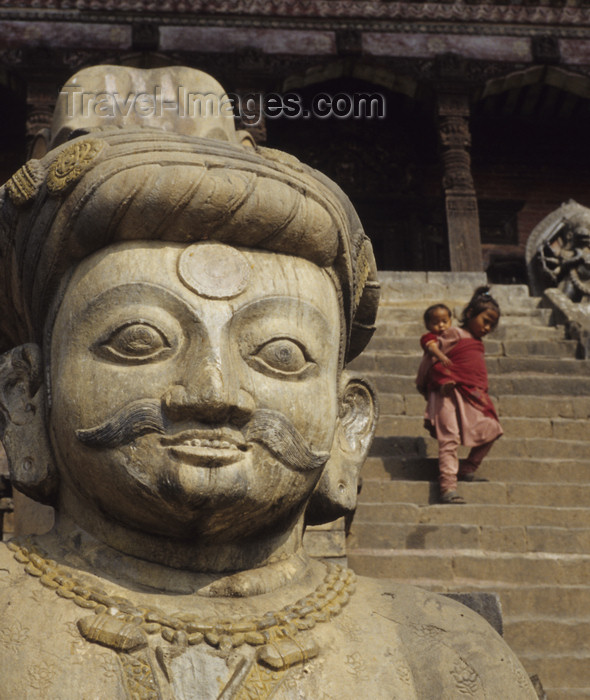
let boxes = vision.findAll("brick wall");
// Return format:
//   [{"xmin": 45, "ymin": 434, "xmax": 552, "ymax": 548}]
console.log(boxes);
[{"xmin": 473, "ymin": 159, "xmax": 590, "ymax": 279}]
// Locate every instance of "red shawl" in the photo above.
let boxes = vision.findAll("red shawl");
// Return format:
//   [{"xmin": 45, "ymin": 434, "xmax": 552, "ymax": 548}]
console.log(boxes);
[{"xmin": 425, "ymin": 337, "xmax": 498, "ymax": 420}]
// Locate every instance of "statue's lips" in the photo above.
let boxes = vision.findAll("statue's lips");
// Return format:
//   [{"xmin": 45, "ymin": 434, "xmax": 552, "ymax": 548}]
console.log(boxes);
[{"xmin": 160, "ymin": 428, "xmax": 249, "ymax": 467}]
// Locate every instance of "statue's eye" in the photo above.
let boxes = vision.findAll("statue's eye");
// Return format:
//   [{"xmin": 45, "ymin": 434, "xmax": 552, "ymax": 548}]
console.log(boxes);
[
  {"xmin": 249, "ymin": 338, "xmax": 314, "ymax": 378},
  {"xmin": 95, "ymin": 323, "xmax": 171, "ymax": 363}
]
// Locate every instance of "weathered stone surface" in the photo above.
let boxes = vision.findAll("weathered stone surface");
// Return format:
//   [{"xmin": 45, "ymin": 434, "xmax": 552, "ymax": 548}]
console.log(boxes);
[
  {"xmin": 444, "ymin": 592, "xmax": 504, "ymax": 637},
  {"xmin": 303, "ymin": 517, "xmax": 347, "ymax": 559},
  {"xmin": 11, "ymin": 490, "xmax": 53, "ymax": 537}
]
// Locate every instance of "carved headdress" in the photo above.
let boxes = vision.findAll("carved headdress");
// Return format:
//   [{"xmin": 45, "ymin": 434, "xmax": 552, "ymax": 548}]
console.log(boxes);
[{"xmin": 0, "ymin": 66, "xmax": 379, "ymax": 363}]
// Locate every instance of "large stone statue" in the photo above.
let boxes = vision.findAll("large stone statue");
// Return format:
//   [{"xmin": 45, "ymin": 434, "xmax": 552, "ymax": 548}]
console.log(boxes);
[{"xmin": 0, "ymin": 66, "xmax": 536, "ymax": 699}]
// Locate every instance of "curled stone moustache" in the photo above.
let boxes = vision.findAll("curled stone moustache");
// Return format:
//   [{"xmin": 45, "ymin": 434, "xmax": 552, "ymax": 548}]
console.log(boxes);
[{"xmin": 75, "ymin": 401, "xmax": 329, "ymax": 472}]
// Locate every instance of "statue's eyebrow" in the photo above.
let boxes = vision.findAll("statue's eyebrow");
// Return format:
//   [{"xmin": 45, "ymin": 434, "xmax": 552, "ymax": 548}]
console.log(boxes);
[
  {"xmin": 76, "ymin": 282, "xmax": 195, "ymax": 318},
  {"xmin": 230, "ymin": 296, "xmax": 331, "ymax": 335}
]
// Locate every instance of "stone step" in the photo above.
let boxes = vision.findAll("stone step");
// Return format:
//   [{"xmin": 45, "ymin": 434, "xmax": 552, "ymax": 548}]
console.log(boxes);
[
  {"xmin": 364, "ymin": 371, "xmax": 590, "ymax": 395},
  {"xmin": 366, "ymin": 335, "xmax": 504, "ymax": 354},
  {"xmin": 516, "ymin": 654, "xmax": 590, "ymax": 696},
  {"xmin": 495, "ymin": 394, "xmax": 590, "ymax": 419},
  {"xmin": 500, "ymin": 338, "xmax": 579, "ymax": 357},
  {"xmin": 369, "ymin": 435, "xmax": 590, "ymax": 461},
  {"xmin": 469, "ymin": 583, "xmax": 590, "ymax": 619},
  {"xmin": 358, "ymin": 478, "xmax": 590, "ymax": 507},
  {"xmin": 356, "ymin": 575, "xmax": 590, "ymax": 620},
  {"xmin": 355, "ymin": 279, "xmax": 590, "ymax": 699},
  {"xmin": 354, "ymin": 502, "xmax": 590, "ymax": 528},
  {"xmin": 375, "ymin": 415, "xmax": 590, "ymax": 440},
  {"xmin": 377, "ymin": 271, "xmax": 488, "ymax": 302},
  {"xmin": 378, "ymin": 392, "xmax": 590, "ymax": 419},
  {"xmin": 351, "ymin": 352, "xmax": 590, "ymax": 376},
  {"xmin": 362, "ymin": 456, "xmax": 590, "ymax": 483},
  {"xmin": 372, "ymin": 318, "xmax": 558, "ymax": 338},
  {"xmin": 348, "ymin": 522, "xmax": 590, "ymax": 554},
  {"xmin": 347, "ymin": 548, "xmax": 590, "ymax": 586},
  {"xmin": 366, "ymin": 335, "xmax": 579, "ymax": 358},
  {"xmin": 375, "ymin": 298, "xmax": 547, "ymax": 322},
  {"xmin": 506, "ymin": 618, "xmax": 590, "ymax": 655},
  {"xmin": 376, "ymin": 273, "xmax": 532, "ymax": 303}
]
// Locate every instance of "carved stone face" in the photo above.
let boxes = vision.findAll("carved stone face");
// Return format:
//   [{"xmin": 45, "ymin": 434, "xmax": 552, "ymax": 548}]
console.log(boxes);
[{"xmin": 48, "ymin": 242, "xmax": 341, "ymax": 543}]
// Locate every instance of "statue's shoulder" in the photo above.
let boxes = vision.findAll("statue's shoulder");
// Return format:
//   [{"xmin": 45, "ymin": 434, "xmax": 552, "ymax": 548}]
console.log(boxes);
[
  {"xmin": 345, "ymin": 575, "xmax": 537, "ymax": 698},
  {"xmin": 352, "ymin": 574, "xmax": 501, "ymax": 635},
  {"xmin": 0, "ymin": 539, "xmax": 27, "ymax": 589},
  {"xmin": 0, "ymin": 539, "xmax": 129, "ymax": 698},
  {"xmin": 0, "ymin": 539, "xmax": 42, "ymax": 621}
]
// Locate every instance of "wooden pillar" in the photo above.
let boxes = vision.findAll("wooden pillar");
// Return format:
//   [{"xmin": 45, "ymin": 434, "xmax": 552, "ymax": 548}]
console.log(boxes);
[
  {"xmin": 26, "ymin": 79, "xmax": 57, "ymax": 159},
  {"xmin": 437, "ymin": 92, "xmax": 483, "ymax": 271}
]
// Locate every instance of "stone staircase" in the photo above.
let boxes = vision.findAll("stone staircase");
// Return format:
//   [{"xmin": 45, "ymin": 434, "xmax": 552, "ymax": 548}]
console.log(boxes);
[{"xmin": 346, "ymin": 272, "xmax": 590, "ymax": 700}]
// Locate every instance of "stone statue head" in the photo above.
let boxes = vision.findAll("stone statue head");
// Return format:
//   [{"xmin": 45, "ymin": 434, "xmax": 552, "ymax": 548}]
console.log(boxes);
[{"xmin": 0, "ymin": 66, "xmax": 379, "ymax": 566}]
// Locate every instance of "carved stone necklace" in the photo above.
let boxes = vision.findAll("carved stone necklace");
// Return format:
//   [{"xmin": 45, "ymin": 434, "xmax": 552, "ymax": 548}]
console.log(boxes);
[{"xmin": 9, "ymin": 538, "xmax": 356, "ymax": 699}]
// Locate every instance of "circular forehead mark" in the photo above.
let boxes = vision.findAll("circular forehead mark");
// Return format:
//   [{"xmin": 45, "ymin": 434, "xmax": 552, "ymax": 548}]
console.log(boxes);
[{"xmin": 178, "ymin": 243, "xmax": 250, "ymax": 299}]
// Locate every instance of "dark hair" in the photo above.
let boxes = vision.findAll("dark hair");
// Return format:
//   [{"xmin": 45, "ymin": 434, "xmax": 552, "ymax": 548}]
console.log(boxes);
[
  {"xmin": 460, "ymin": 286, "xmax": 501, "ymax": 327},
  {"xmin": 423, "ymin": 303, "xmax": 452, "ymax": 327}
]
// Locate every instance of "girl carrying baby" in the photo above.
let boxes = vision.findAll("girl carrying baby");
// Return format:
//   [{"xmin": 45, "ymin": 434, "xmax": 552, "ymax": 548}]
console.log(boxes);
[{"xmin": 417, "ymin": 286, "xmax": 503, "ymax": 504}]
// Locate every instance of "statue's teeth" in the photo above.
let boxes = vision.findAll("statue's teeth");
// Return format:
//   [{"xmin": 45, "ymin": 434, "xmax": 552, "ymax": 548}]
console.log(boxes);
[{"xmin": 184, "ymin": 438, "xmax": 238, "ymax": 449}]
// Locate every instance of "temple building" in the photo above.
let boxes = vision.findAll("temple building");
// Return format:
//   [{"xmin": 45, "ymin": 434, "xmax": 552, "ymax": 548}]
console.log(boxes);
[
  {"xmin": 3, "ymin": 5, "xmax": 590, "ymax": 696},
  {"xmin": 2, "ymin": 1, "xmax": 590, "ymax": 280}
]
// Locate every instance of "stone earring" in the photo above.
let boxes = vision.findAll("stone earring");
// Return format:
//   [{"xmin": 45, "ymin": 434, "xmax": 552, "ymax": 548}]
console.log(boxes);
[{"xmin": 0, "ymin": 344, "xmax": 58, "ymax": 505}]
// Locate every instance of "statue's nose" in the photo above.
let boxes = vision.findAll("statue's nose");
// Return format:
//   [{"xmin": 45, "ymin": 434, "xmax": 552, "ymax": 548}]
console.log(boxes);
[{"xmin": 162, "ymin": 357, "xmax": 254, "ymax": 425}]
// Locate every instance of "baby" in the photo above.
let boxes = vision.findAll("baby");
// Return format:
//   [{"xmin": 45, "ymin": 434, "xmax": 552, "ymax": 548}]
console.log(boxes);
[{"xmin": 420, "ymin": 303, "xmax": 453, "ymax": 368}]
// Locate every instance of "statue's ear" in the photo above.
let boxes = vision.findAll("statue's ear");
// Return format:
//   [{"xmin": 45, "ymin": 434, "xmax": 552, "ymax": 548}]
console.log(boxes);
[
  {"xmin": 0, "ymin": 344, "xmax": 58, "ymax": 505},
  {"xmin": 306, "ymin": 374, "xmax": 378, "ymax": 525}
]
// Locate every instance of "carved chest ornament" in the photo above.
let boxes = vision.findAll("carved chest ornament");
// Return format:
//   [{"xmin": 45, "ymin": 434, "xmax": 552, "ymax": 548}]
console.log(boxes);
[
  {"xmin": 46, "ymin": 139, "xmax": 105, "ymax": 194},
  {"xmin": 9, "ymin": 539, "xmax": 356, "ymax": 699}
]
